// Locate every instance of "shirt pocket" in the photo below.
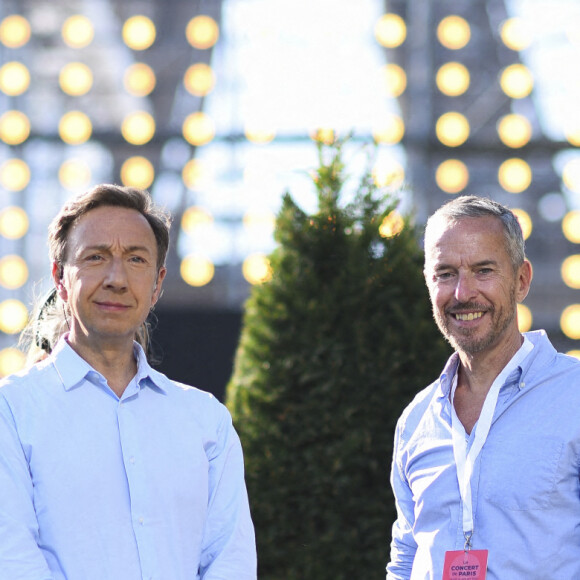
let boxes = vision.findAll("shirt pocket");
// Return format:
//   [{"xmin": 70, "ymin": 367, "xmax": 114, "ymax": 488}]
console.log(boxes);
[{"xmin": 482, "ymin": 434, "xmax": 564, "ymax": 511}]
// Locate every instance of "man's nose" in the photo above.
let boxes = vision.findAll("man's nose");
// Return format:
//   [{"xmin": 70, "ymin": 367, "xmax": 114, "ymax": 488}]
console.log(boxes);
[
  {"xmin": 104, "ymin": 258, "xmax": 128, "ymax": 289},
  {"xmin": 454, "ymin": 272, "xmax": 477, "ymax": 303}
]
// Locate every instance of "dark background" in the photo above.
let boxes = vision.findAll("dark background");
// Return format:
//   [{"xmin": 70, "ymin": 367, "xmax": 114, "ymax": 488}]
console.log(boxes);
[{"xmin": 152, "ymin": 308, "xmax": 243, "ymax": 402}]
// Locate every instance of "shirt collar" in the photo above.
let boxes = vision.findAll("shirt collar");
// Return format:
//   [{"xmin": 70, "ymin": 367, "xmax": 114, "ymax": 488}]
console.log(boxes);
[{"xmin": 50, "ymin": 334, "xmax": 168, "ymax": 394}]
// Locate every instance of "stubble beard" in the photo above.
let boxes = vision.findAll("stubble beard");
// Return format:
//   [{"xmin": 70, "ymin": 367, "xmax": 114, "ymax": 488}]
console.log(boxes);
[{"xmin": 433, "ymin": 291, "xmax": 517, "ymax": 355}]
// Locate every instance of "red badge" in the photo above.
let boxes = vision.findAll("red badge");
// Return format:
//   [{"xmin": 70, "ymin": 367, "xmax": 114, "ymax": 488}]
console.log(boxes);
[{"xmin": 442, "ymin": 549, "xmax": 488, "ymax": 579}]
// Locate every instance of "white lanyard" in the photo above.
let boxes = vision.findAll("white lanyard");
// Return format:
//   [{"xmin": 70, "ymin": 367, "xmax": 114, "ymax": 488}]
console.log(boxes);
[{"xmin": 450, "ymin": 337, "xmax": 533, "ymax": 549}]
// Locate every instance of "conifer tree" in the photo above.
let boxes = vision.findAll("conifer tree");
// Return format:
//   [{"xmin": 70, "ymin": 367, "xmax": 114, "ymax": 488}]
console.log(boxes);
[{"xmin": 226, "ymin": 138, "xmax": 450, "ymax": 579}]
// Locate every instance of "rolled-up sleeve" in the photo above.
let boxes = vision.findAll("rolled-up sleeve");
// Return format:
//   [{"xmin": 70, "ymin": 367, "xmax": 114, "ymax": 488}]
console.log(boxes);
[
  {"xmin": 0, "ymin": 394, "xmax": 54, "ymax": 580},
  {"xmin": 386, "ymin": 421, "xmax": 416, "ymax": 580},
  {"xmin": 199, "ymin": 404, "xmax": 257, "ymax": 580}
]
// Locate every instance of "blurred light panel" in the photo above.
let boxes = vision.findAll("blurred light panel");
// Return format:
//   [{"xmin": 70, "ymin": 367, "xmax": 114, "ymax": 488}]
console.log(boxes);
[
  {"xmin": 124, "ymin": 63, "xmax": 156, "ymax": 96},
  {"xmin": 497, "ymin": 114, "xmax": 532, "ymax": 148},
  {"xmin": 0, "ymin": 348, "xmax": 25, "ymax": 378},
  {"xmin": 561, "ymin": 304, "xmax": 580, "ymax": 339},
  {"xmin": 0, "ymin": 15, "xmax": 31, "ymax": 48},
  {"xmin": 121, "ymin": 157, "xmax": 154, "ymax": 188},
  {"xmin": 498, "ymin": 158, "xmax": 532, "ymax": 193},
  {"xmin": 437, "ymin": 15, "xmax": 471, "ymax": 49},
  {"xmin": 121, "ymin": 111, "xmax": 156, "ymax": 145},
  {"xmin": 0, "ymin": 62, "xmax": 30, "ymax": 95},
  {"xmin": 181, "ymin": 254, "xmax": 215, "ymax": 286},
  {"xmin": 511, "ymin": 208, "xmax": 532, "ymax": 240},
  {"xmin": 563, "ymin": 211, "xmax": 580, "ymax": 243},
  {"xmin": 0, "ymin": 256, "xmax": 28, "ymax": 289},
  {"xmin": 59, "ymin": 112, "xmax": 93, "ymax": 145},
  {"xmin": 374, "ymin": 13, "xmax": 406, "ymax": 48},
  {"xmin": 184, "ymin": 63, "xmax": 216, "ymax": 96},
  {"xmin": 436, "ymin": 112, "xmax": 470, "ymax": 147},
  {"xmin": 59, "ymin": 62, "xmax": 93, "ymax": 96},
  {"xmin": 0, "ymin": 299, "xmax": 28, "ymax": 334},
  {"xmin": 380, "ymin": 64, "xmax": 407, "ymax": 97},
  {"xmin": 186, "ymin": 15, "xmax": 219, "ymax": 49},
  {"xmin": 0, "ymin": 159, "xmax": 30, "ymax": 191},
  {"xmin": 517, "ymin": 303, "xmax": 532, "ymax": 332},
  {"xmin": 436, "ymin": 159, "xmax": 469, "ymax": 194},
  {"xmin": 436, "ymin": 62, "xmax": 470, "ymax": 96},
  {"xmin": 0, "ymin": 207, "xmax": 28, "ymax": 239},
  {"xmin": 500, "ymin": 64, "xmax": 534, "ymax": 98},
  {"xmin": 500, "ymin": 17, "xmax": 533, "ymax": 51},
  {"xmin": 123, "ymin": 16, "xmax": 156, "ymax": 50},
  {"xmin": 62, "ymin": 15, "xmax": 94, "ymax": 48},
  {"xmin": 0, "ymin": 111, "xmax": 30, "ymax": 145},
  {"xmin": 242, "ymin": 253, "xmax": 271, "ymax": 284}
]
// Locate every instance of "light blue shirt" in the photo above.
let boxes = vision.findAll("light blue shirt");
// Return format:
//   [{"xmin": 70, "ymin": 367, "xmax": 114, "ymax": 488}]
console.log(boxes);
[
  {"xmin": 0, "ymin": 336, "xmax": 256, "ymax": 580},
  {"xmin": 387, "ymin": 330, "xmax": 580, "ymax": 580}
]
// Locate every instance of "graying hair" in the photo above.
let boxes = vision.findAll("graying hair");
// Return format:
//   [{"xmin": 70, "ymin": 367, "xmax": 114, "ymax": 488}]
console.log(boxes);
[{"xmin": 424, "ymin": 195, "xmax": 525, "ymax": 271}]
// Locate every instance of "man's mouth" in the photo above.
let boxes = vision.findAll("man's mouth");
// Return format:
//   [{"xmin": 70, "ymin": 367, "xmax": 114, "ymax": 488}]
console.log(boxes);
[{"xmin": 453, "ymin": 312, "xmax": 484, "ymax": 321}]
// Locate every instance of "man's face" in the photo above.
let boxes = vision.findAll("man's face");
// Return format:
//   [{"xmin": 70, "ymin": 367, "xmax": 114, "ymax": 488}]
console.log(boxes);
[
  {"xmin": 424, "ymin": 216, "xmax": 531, "ymax": 356},
  {"xmin": 54, "ymin": 205, "xmax": 166, "ymax": 349}
]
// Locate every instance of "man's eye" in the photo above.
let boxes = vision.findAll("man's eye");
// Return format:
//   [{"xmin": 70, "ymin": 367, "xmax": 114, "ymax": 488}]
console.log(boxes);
[
  {"xmin": 130, "ymin": 256, "xmax": 146, "ymax": 263},
  {"xmin": 436, "ymin": 272, "xmax": 453, "ymax": 280}
]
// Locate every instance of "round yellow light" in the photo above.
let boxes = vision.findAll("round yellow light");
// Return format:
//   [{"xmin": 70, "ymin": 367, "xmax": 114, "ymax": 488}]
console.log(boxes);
[
  {"xmin": 182, "ymin": 159, "xmax": 207, "ymax": 190},
  {"xmin": 437, "ymin": 15, "xmax": 471, "ymax": 50},
  {"xmin": 380, "ymin": 63, "xmax": 407, "ymax": 97},
  {"xmin": 181, "ymin": 206, "xmax": 213, "ymax": 234},
  {"xmin": 124, "ymin": 63, "xmax": 156, "ymax": 96},
  {"xmin": 0, "ymin": 255, "xmax": 28, "ymax": 289},
  {"xmin": 435, "ymin": 159, "xmax": 469, "ymax": 194},
  {"xmin": 374, "ymin": 13, "xmax": 407, "ymax": 48},
  {"xmin": 244, "ymin": 124, "xmax": 276, "ymax": 144},
  {"xmin": 563, "ymin": 211, "xmax": 580, "ymax": 243},
  {"xmin": 0, "ymin": 159, "xmax": 30, "ymax": 191},
  {"xmin": 373, "ymin": 159, "xmax": 405, "ymax": 189},
  {"xmin": 311, "ymin": 128, "xmax": 335, "ymax": 145},
  {"xmin": 184, "ymin": 63, "xmax": 215, "ymax": 96},
  {"xmin": 500, "ymin": 18, "xmax": 533, "ymax": 51},
  {"xmin": 498, "ymin": 158, "xmax": 531, "ymax": 193},
  {"xmin": 435, "ymin": 112, "xmax": 470, "ymax": 147},
  {"xmin": 182, "ymin": 112, "xmax": 215, "ymax": 146},
  {"xmin": 511, "ymin": 208, "xmax": 532, "ymax": 240},
  {"xmin": 123, "ymin": 15, "xmax": 156, "ymax": 50},
  {"xmin": 373, "ymin": 114, "xmax": 405, "ymax": 144},
  {"xmin": 180, "ymin": 254, "xmax": 215, "ymax": 287},
  {"xmin": 567, "ymin": 350, "xmax": 580, "ymax": 360},
  {"xmin": 0, "ymin": 299, "xmax": 28, "ymax": 334},
  {"xmin": 0, "ymin": 110, "xmax": 30, "ymax": 145},
  {"xmin": 0, "ymin": 61, "xmax": 30, "ymax": 96},
  {"xmin": 59, "ymin": 62, "xmax": 93, "ymax": 96},
  {"xmin": 564, "ymin": 122, "xmax": 580, "ymax": 147},
  {"xmin": 120, "ymin": 156, "xmax": 154, "ymax": 189},
  {"xmin": 562, "ymin": 255, "xmax": 580, "ymax": 289},
  {"xmin": 562, "ymin": 158, "xmax": 580, "ymax": 193},
  {"xmin": 0, "ymin": 15, "xmax": 31, "ymax": 48},
  {"xmin": 436, "ymin": 62, "xmax": 470, "ymax": 96},
  {"xmin": 379, "ymin": 211, "xmax": 404, "ymax": 238},
  {"xmin": 497, "ymin": 114, "xmax": 532, "ymax": 148},
  {"xmin": 62, "ymin": 15, "xmax": 94, "ymax": 48},
  {"xmin": 0, "ymin": 206, "xmax": 28, "ymax": 239},
  {"xmin": 186, "ymin": 15, "xmax": 219, "ymax": 49},
  {"xmin": 561, "ymin": 304, "xmax": 580, "ymax": 339},
  {"xmin": 121, "ymin": 111, "xmax": 155, "ymax": 145},
  {"xmin": 59, "ymin": 111, "xmax": 92, "ymax": 145},
  {"xmin": 58, "ymin": 159, "xmax": 91, "ymax": 191},
  {"xmin": 517, "ymin": 303, "xmax": 532, "ymax": 332},
  {"xmin": 0, "ymin": 347, "xmax": 26, "ymax": 377},
  {"xmin": 500, "ymin": 64, "xmax": 533, "ymax": 99},
  {"xmin": 242, "ymin": 253, "xmax": 272, "ymax": 285}
]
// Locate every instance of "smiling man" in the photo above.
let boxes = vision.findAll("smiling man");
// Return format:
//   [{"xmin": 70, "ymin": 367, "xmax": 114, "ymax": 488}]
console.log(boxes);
[
  {"xmin": 386, "ymin": 196, "xmax": 580, "ymax": 580},
  {"xmin": 0, "ymin": 185, "xmax": 256, "ymax": 580}
]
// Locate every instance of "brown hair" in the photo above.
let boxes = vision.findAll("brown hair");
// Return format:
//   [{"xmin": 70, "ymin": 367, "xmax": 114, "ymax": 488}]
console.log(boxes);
[{"xmin": 48, "ymin": 184, "xmax": 172, "ymax": 273}]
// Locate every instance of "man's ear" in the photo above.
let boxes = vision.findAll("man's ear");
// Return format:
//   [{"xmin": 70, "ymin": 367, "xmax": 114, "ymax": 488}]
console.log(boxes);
[
  {"xmin": 151, "ymin": 267, "xmax": 167, "ymax": 307},
  {"xmin": 51, "ymin": 261, "xmax": 67, "ymax": 301}
]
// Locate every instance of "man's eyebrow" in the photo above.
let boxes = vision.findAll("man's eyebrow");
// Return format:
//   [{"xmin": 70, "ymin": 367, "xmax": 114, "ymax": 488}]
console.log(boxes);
[
  {"xmin": 80, "ymin": 244, "xmax": 153, "ymax": 254},
  {"xmin": 431, "ymin": 259, "xmax": 498, "ymax": 272}
]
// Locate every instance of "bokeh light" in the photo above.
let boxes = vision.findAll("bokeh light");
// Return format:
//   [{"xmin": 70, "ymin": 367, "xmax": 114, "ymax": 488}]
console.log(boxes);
[
  {"xmin": 436, "ymin": 62, "xmax": 470, "ymax": 96},
  {"xmin": 0, "ymin": 15, "xmax": 31, "ymax": 48},
  {"xmin": 498, "ymin": 158, "xmax": 532, "ymax": 193},
  {"xmin": 59, "ymin": 62, "xmax": 93, "ymax": 96},
  {"xmin": 563, "ymin": 211, "xmax": 580, "ymax": 243},
  {"xmin": 500, "ymin": 64, "xmax": 533, "ymax": 99},
  {"xmin": 500, "ymin": 18, "xmax": 533, "ymax": 51},
  {"xmin": 0, "ymin": 348, "xmax": 26, "ymax": 378},
  {"xmin": 186, "ymin": 15, "xmax": 219, "ymax": 49},
  {"xmin": 181, "ymin": 254, "xmax": 215, "ymax": 286},
  {"xmin": 379, "ymin": 211, "xmax": 404, "ymax": 238},
  {"xmin": 182, "ymin": 159, "xmax": 209, "ymax": 190},
  {"xmin": 184, "ymin": 63, "xmax": 216, "ymax": 96},
  {"xmin": 124, "ymin": 63, "xmax": 156, "ymax": 96},
  {"xmin": 373, "ymin": 159, "xmax": 405, "ymax": 189},
  {"xmin": 436, "ymin": 112, "xmax": 470, "ymax": 147},
  {"xmin": 437, "ymin": 15, "xmax": 471, "ymax": 50},
  {"xmin": 0, "ymin": 207, "xmax": 28, "ymax": 239},
  {"xmin": 120, "ymin": 156, "xmax": 154, "ymax": 189},
  {"xmin": 62, "ymin": 15, "xmax": 94, "ymax": 48},
  {"xmin": 0, "ymin": 111, "xmax": 30, "ymax": 145},
  {"xmin": 374, "ymin": 14, "xmax": 407, "ymax": 48},
  {"xmin": 497, "ymin": 114, "xmax": 532, "ymax": 148},
  {"xmin": 58, "ymin": 159, "xmax": 92, "ymax": 191},
  {"xmin": 0, "ymin": 255, "xmax": 28, "ymax": 289},
  {"xmin": 0, "ymin": 299, "xmax": 28, "ymax": 334},
  {"xmin": 121, "ymin": 111, "xmax": 156, "ymax": 145},
  {"xmin": 0, "ymin": 62, "xmax": 30, "ymax": 96},
  {"xmin": 562, "ymin": 255, "xmax": 580, "ymax": 289},
  {"xmin": 373, "ymin": 114, "xmax": 405, "ymax": 144},
  {"xmin": 511, "ymin": 208, "xmax": 532, "ymax": 240},
  {"xmin": 561, "ymin": 304, "xmax": 580, "ymax": 340},
  {"xmin": 380, "ymin": 63, "xmax": 407, "ymax": 97},
  {"xmin": 0, "ymin": 159, "xmax": 30, "ymax": 191},
  {"xmin": 562, "ymin": 158, "xmax": 580, "ymax": 193},
  {"xmin": 242, "ymin": 254, "xmax": 272, "ymax": 285},
  {"xmin": 59, "ymin": 111, "xmax": 93, "ymax": 145},
  {"xmin": 436, "ymin": 159, "xmax": 469, "ymax": 194},
  {"xmin": 123, "ymin": 16, "xmax": 156, "ymax": 50},
  {"xmin": 181, "ymin": 206, "xmax": 213, "ymax": 234},
  {"xmin": 183, "ymin": 112, "xmax": 215, "ymax": 146}
]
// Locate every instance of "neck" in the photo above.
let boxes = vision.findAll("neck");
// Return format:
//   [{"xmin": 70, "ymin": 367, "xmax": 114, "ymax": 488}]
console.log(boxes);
[{"xmin": 66, "ymin": 333, "xmax": 138, "ymax": 398}]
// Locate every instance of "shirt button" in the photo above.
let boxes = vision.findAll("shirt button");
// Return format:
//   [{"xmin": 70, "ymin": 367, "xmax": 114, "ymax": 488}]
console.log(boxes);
[
  {"xmin": 139, "ymin": 517, "xmax": 144, "ymax": 525},
  {"xmin": 129, "ymin": 456, "xmax": 135, "ymax": 464},
  {"xmin": 520, "ymin": 382, "xmax": 525, "ymax": 388}
]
